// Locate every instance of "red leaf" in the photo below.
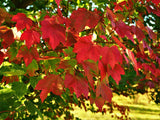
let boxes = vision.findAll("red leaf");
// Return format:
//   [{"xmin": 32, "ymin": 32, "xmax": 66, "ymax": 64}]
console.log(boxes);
[
  {"xmin": 41, "ymin": 17, "xmax": 65, "ymax": 50},
  {"xmin": 146, "ymin": 27, "xmax": 157, "ymax": 40},
  {"xmin": 20, "ymin": 29, "xmax": 40, "ymax": 49},
  {"xmin": 147, "ymin": 0, "xmax": 160, "ymax": 5},
  {"xmin": 112, "ymin": 35, "xmax": 126, "ymax": 50},
  {"xmin": 82, "ymin": 61, "xmax": 98, "ymax": 90},
  {"xmin": 114, "ymin": 1, "xmax": 127, "ymax": 12},
  {"xmin": 126, "ymin": 49, "xmax": 138, "ymax": 74},
  {"xmin": 0, "ymin": 26, "xmax": 15, "ymax": 48},
  {"xmin": 106, "ymin": 7, "xmax": 116, "ymax": 26},
  {"xmin": 35, "ymin": 74, "xmax": 64, "ymax": 102},
  {"xmin": 115, "ymin": 21, "xmax": 134, "ymax": 42},
  {"xmin": 0, "ymin": 51, "xmax": 4, "ymax": 65},
  {"xmin": 108, "ymin": 64, "xmax": 125, "ymax": 84},
  {"xmin": 73, "ymin": 35, "xmax": 101, "ymax": 62},
  {"xmin": 55, "ymin": 0, "xmax": 62, "ymax": 6},
  {"xmin": 90, "ymin": 96, "xmax": 105, "ymax": 111},
  {"xmin": 96, "ymin": 81, "xmax": 113, "ymax": 103},
  {"xmin": 98, "ymin": 60, "xmax": 107, "ymax": 80},
  {"xmin": 1, "ymin": 76, "xmax": 19, "ymax": 84},
  {"xmin": 70, "ymin": 8, "xmax": 100, "ymax": 32},
  {"xmin": 12, "ymin": 13, "xmax": 33, "ymax": 31},
  {"xmin": 131, "ymin": 26, "xmax": 145, "ymax": 41},
  {"xmin": 101, "ymin": 46, "xmax": 122, "ymax": 69},
  {"xmin": 66, "ymin": 31, "xmax": 78, "ymax": 46},
  {"xmin": 17, "ymin": 46, "xmax": 39, "ymax": 66},
  {"xmin": 65, "ymin": 73, "xmax": 89, "ymax": 98}
]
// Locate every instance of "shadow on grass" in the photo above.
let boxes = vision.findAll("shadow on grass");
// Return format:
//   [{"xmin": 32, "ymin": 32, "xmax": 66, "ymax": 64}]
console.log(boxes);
[{"xmin": 129, "ymin": 105, "xmax": 160, "ymax": 114}]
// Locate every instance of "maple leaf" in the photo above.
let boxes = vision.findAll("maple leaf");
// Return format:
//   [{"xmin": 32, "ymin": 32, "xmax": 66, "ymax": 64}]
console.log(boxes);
[
  {"xmin": 112, "ymin": 35, "xmax": 126, "ymax": 50},
  {"xmin": 0, "ymin": 8, "xmax": 12, "ymax": 25},
  {"xmin": 20, "ymin": 29, "xmax": 41, "ymax": 49},
  {"xmin": 114, "ymin": 1, "xmax": 127, "ymax": 12},
  {"xmin": 99, "ymin": 46, "xmax": 123, "ymax": 80},
  {"xmin": 108, "ymin": 64, "xmax": 125, "ymax": 84},
  {"xmin": 12, "ymin": 13, "xmax": 33, "ymax": 31},
  {"xmin": 106, "ymin": 7, "xmax": 116, "ymax": 26},
  {"xmin": 0, "ymin": 51, "xmax": 4, "ymax": 65},
  {"xmin": 70, "ymin": 8, "xmax": 100, "ymax": 32},
  {"xmin": 73, "ymin": 35, "xmax": 101, "ymax": 63},
  {"xmin": 35, "ymin": 74, "xmax": 64, "ymax": 102},
  {"xmin": 146, "ymin": 27, "xmax": 157, "ymax": 40},
  {"xmin": 98, "ymin": 60, "xmax": 107, "ymax": 80},
  {"xmin": 65, "ymin": 73, "xmax": 89, "ymax": 98},
  {"xmin": 90, "ymin": 96, "xmax": 105, "ymax": 111},
  {"xmin": 101, "ymin": 46, "xmax": 122, "ymax": 69},
  {"xmin": 66, "ymin": 31, "xmax": 78, "ymax": 46},
  {"xmin": 131, "ymin": 26, "xmax": 145, "ymax": 41},
  {"xmin": 126, "ymin": 49, "xmax": 138, "ymax": 74},
  {"xmin": 96, "ymin": 81, "xmax": 113, "ymax": 103},
  {"xmin": 1, "ymin": 76, "xmax": 19, "ymax": 84},
  {"xmin": 82, "ymin": 60, "xmax": 98, "ymax": 90},
  {"xmin": 41, "ymin": 17, "xmax": 66, "ymax": 50},
  {"xmin": 17, "ymin": 46, "xmax": 39, "ymax": 66},
  {"xmin": 26, "ymin": 60, "xmax": 39, "ymax": 76},
  {"xmin": 0, "ymin": 26, "xmax": 15, "ymax": 48},
  {"xmin": 115, "ymin": 21, "xmax": 134, "ymax": 42}
]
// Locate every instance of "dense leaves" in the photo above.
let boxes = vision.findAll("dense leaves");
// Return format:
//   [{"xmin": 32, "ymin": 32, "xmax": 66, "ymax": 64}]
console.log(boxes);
[
  {"xmin": 0, "ymin": 0, "xmax": 160, "ymax": 119},
  {"xmin": 35, "ymin": 74, "xmax": 64, "ymax": 102}
]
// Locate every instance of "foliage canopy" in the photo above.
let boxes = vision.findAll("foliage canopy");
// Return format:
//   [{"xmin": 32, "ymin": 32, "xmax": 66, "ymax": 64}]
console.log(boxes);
[{"xmin": 0, "ymin": 0, "xmax": 160, "ymax": 119}]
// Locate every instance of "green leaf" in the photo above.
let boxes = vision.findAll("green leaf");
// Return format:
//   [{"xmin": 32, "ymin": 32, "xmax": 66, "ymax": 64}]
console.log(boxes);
[
  {"xmin": 73, "ymin": 93, "xmax": 79, "ymax": 105},
  {"xmin": 0, "ymin": 63, "xmax": 25, "ymax": 76},
  {"xmin": 64, "ymin": 47, "xmax": 76, "ymax": 58},
  {"xmin": 24, "ymin": 100, "xmax": 43, "ymax": 120},
  {"xmin": 12, "ymin": 82, "xmax": 27, "ymax": 98},
  {"xmin": 0, "ymin": 88, "xmax": 15, "ymax": 101},
  {"xmin": 0, "ymin": 88, "xmax": 15, "ymax": 111},
  {"xmin": 8, "ymin": 47, "xmax": 18, "ymax": 61},
  {"xmin": 26, "ymin": 59, "xmax": 39, "ymax": 76},
  {"xmin": 30, "ymin": 76, "xmax": 42, "ymax": 88}
]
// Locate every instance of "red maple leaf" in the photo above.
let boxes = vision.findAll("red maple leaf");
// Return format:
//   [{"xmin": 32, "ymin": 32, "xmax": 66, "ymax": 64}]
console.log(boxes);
[
  {"xmin": 108, "ymin": 64, "xmax": 125, "ymax": 84},
  {"xmin": 1, "ymin": 76, "xmax": 19, "ymax": 84},
  {"xmin": 126, "ymin": 49, "xmax": 138, "ymax": 74},
  {"xmin": 70, "ymin": 8, "xmax": 100, "ymax": 32},
  {"xmin": 65, "ymin": 73, "xmax": 89, "ymax": 98},
  {"xmin": 17, "ymin": 46, "xmax": 39, "ymax": 66},
  {"xmin": 146, "ymin": 27, "xmax": 157, "ymax": 40},
  {"xmin": 41, "ymin": 17, "xmax": 66, "ymax": 50},
  {"xmin": 115, "ymin": 21, "xmax": 134, "ymax": 42},
  {"xmin": 101, "ymin": 46, "xmax": 122, "ymax": 69},
  {"xmin": 82, "ymin": 60, "xmax": 98, "ymax": 90},
  {"xmin": 66, "ymin": 31, "xmax": 78, "ymax": 46},
  {"xmin": 35, "ymin": 74, "xmax": 64, "ymax": 102},
  {"xmin": 131, "ymin": 26, "xmax": 145, "ymax": 41},
  {"xmin": 0, "ymin": 51, "xmax": 4, "ymax": 65},
  {"xmin": 0, "ymin": 26, "xmax": 15, "ymax": 48},
  {"xmin": 99, "ymin": 46, "xmax": 123, "ymax": 80},
  {"xmin": 20, "ymin": 29, "xmax": 41, "ymax": 49},
  {"xmin": 12, "ymin": 13, "xmax": 33, "ymax": 31},
  {"xmin": 90, "ymin": 96, "xmax": 105, "ymax": 111},
  {"xmin": 96, "ymin": 81, "xmax": 113, "ymax": 103},
  {"xmin": 112, "ymin": 35, "xmax": 126, "ymax": 50},
  {"xmin": 73, "ymin": 35, "xmax": 101, "ymax": 63},
  {"xmin": 114, "ymin": 1, "xmax": 127, "ymax": 12}
]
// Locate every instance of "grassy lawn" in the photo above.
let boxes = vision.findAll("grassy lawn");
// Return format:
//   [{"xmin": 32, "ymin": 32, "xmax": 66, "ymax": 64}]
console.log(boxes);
[{"xmin": 70, "ymin": 94, "xmax": 160, "ymax": 120}]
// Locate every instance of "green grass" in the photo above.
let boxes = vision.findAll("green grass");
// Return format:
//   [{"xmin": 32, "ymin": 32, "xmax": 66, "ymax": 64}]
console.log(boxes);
[{"xmin": 70, "ymin": 94, "xmax": 160, "ymax": 120}]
